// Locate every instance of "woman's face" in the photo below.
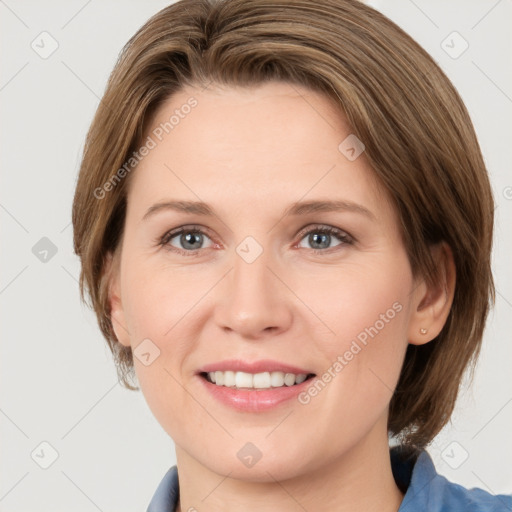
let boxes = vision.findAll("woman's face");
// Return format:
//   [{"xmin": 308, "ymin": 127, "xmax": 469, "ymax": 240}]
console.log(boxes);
[{"xmin": 110, "ymin": 81, "xmax": 424, "ymax": 480}]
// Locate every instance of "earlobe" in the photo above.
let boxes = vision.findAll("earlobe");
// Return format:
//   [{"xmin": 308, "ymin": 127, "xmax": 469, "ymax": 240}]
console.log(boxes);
[
  {"xmin": 408, "ymin": 242, "xmax": 456, "ymax": 346},
  {"xmin": 105, "ymin": 251, "xmax": 131, "ymax": 348}
]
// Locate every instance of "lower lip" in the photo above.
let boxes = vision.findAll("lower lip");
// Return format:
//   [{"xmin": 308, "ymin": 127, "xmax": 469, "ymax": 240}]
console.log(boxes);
[{"xmin": 198, "ymin": 374, "xmax": 315, "ymax": 412}]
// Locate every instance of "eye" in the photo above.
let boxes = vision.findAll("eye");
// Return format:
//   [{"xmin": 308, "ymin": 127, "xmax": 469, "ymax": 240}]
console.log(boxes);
[
  {"xmin": 158, "ymin": 225, "xmax": 215, "ymax": 255},
  {"xmin": 157, "ymin": 224, "xmax": 354, "ymax": 256},
  {"xmin": 296, "ymin": 225, "xmax": 353, "ymax": 253}
]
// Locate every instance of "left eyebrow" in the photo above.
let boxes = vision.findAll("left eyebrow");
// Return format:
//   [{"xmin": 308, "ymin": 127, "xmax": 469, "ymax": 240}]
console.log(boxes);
[
  {"xmin": 283, "ymin": 199, "xmax": 376, "ymax": 221},
  {"xmin": 142, "ymin": 199, "xmax": 376, "ymax": 222}
]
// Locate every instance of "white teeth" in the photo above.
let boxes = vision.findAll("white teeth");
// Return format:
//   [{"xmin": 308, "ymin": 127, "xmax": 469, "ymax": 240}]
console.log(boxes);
[
  {"xmin": 253, "ymin": 372, "xmax": 271, "ymax": 388},
  {"xmin": 295, "ymin": 373, "xmax": 307, "ymax": 384},
  {"xmin": 235, "ymin": 371, "xmax": 253, "ymax": 388},
  {"xmin": 284, "ymin": 373, "xmax": 296, "ymax": 386},
  {"xmin": 270, "ymin": 371, "xmax": 285, "ymax": 387},
  {"xmin": 224, "ymin": 370, "xmax": 236, "ymax": 387},
  {"xmin": 205, "ymin": 370, "xmax": 309, "ymax": 389}
]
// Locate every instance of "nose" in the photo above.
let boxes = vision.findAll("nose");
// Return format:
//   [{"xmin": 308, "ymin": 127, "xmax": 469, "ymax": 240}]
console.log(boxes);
[{"xmin": 213, "ymin": 245, "xmax": 293, "ymax": 340}]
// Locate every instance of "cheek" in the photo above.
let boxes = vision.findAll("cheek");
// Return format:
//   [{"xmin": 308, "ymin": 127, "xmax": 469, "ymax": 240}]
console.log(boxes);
[
  {"xmin": 304, "ymin": 255, "xmax": 412, "ymax": 355},
  {"xmin": 303, "ymin": 258, "xmax": 412, "ymax": 428},
  {"xmin": 121, "ymin": 258, "xmax": 199, "ymax": 340},
  {"xmin": 120, "ymin": 261, "xmax": 208, "ymax": 436}
]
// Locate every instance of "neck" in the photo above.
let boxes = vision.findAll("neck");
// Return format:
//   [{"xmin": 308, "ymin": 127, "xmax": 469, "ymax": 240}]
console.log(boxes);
[{"xmin": 174, "ymin": 427, "xmax": 404, "ymax": 512}]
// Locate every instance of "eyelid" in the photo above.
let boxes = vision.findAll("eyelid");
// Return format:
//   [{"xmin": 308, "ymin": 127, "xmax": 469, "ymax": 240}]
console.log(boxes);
[{"xmin": 295, "ymin": 223, "xmax": 354, "ymax": 242}]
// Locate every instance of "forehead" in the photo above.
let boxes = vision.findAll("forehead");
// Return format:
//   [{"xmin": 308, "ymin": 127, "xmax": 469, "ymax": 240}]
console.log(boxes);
[{"xmin": 127, "ymin": 81, "xmax": 389, "ymax": 218}]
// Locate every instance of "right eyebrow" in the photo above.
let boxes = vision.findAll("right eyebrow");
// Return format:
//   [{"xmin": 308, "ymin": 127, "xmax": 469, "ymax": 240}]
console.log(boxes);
[{"xmin": 142, "ymin": 201, "xmax": 215, "ymax": 221}]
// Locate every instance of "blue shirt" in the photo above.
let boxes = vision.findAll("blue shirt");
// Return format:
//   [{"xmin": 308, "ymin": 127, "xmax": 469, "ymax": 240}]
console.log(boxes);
[{"xmin": 147, "ymin": 445, "xmax": 512, "ymax": 511}]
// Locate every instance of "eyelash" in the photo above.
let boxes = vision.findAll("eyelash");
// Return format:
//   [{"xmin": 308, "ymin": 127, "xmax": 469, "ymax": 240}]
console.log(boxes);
[{"xmin": 156, "ymin": 224, "xmax": 354, "ymax": 257}]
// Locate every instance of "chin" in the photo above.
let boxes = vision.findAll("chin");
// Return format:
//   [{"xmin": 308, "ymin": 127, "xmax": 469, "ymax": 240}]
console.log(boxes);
[
  {"xmin": 187, "ymin": 437, "xmax": 315, "ymax": 483},
  {"xmin": 208, "ymin": 456, "xmax": 309, "ymax": 483}
]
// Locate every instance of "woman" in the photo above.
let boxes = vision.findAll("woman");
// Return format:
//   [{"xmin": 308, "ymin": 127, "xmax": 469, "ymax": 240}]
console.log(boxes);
[{"xmin": 72, "ymin": 0, "xmax": 511, "ymax": 510}]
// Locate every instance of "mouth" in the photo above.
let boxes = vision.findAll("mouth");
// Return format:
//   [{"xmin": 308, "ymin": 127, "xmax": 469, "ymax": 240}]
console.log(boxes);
[
  {"xmin": 199, "ymin": 370, "xmax": 316, "ymax": 390},
  {"xmin": 196, "ymin": 360, "xmax": 317, "ymax": 411}
]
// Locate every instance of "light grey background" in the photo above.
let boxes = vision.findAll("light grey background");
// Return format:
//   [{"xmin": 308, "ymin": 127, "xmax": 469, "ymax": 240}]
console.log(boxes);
[{"xmin": 1, "ymin": 0, "xmax": 511, "ymax": 510}]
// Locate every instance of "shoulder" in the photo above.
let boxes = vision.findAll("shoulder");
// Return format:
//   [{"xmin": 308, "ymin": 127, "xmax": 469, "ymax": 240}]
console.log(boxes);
[
  {"xmin": 147, "ymin": 465, "xmax": 179, "ymax": 512},
  {"xmin": 391, "ymin": 445, "xmax": 512, "ymax": 512}
]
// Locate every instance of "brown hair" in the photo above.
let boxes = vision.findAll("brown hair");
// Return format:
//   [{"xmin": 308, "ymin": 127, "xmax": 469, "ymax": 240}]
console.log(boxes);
[{"xmin": 72, "ymin": 0, "xmax": 494, "ymax": 448}]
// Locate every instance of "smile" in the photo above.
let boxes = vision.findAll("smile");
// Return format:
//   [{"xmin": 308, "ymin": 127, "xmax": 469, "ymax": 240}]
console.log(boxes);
[{"xmin": 196, "ymin": 360, "xmax": 317, "ymax": 412}]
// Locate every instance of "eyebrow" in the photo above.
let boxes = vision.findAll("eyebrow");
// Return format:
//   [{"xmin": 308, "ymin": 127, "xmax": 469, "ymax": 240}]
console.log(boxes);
[{"xmin": 142, "ymin": 199, "xmax": 376, "ymax": 221}]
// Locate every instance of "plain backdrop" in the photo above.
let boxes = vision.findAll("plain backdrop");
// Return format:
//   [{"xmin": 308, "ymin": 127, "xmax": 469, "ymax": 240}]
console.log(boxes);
[{"xmin": 1, "ymin": 0, "xmax": 511, "ymax": 510}]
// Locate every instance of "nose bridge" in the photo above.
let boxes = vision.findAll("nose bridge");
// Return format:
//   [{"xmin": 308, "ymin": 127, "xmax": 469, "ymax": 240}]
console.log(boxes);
[
  {"xmin": 233, "ymin": 240, "xmax": 273, "ymax": 298},
  {"xmin": 214, "ymin": 238, "xmax": 292, "ymax": 337}
]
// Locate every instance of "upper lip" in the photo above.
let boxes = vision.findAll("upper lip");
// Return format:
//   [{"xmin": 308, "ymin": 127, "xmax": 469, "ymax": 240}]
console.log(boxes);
[{"xmin": 197, "ymin": 359, "xmax": 315, "ymax": 375}]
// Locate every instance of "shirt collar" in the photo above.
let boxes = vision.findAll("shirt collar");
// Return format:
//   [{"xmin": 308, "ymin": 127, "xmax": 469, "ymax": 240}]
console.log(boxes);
[{"xmin": 147, "ymin": 445, "xmax": 511, "ymax": 512}]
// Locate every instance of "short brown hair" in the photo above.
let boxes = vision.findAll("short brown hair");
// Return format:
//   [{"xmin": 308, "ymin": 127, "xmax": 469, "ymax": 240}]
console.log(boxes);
[{"xmin": 72, "ymin": 0, "xmax": 494, "ymax": 448}]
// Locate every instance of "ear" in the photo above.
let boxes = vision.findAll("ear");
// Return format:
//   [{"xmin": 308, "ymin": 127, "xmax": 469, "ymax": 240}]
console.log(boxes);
[
  {"xmin": 105, "ymin": 250, "xmax": 131, "ymax": 347},
  {"xmin": 408, "ymin": 242, "xmax": 456, "ymax": 345}
]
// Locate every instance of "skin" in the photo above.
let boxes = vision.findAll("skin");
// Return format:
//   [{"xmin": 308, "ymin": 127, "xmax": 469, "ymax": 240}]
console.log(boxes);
[{"xmin": 107, "ymin": 81, "xmax": 455, "ymax": 512}]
